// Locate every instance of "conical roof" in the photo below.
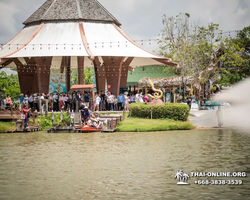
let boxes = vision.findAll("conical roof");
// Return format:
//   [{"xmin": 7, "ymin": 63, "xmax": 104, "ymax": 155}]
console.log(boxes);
[{"xmin": 23, "ymin": 0, "xmax": 121, "ymax": 26}]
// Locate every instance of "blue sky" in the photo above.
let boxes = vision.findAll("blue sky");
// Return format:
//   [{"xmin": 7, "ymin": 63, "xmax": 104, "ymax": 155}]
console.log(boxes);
[{"xmin": 0, "ymin": 0, "xmax": 249, "ymax": 46}]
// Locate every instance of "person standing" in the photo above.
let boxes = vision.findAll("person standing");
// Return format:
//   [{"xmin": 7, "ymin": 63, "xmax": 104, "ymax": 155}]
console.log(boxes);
[
  {"xmin": 64, "ymin": 94, "xmax": 69, "ymax": 111},
  {"xmin": 135, "ymin": 93, "xmax": 139, "ymax": 103},
  {"xmin": 129, "ymin": 94, "xmax": 135, "ymax": 104},
  {"xmin": 114, "ymin": 95, "xmax": 118, "ymax": 111},
  {"xmin": 53, "ymin": 92, "xmax": 59, "ymax": 111},
  {"xmin": 19, "ymin": 93, "xmax": 24, "ymax": 111},
  {"xmin": 6, "ymin": 94, "xmax": 12, "ymax": 110},
  {"xmin": 186, "ymin": 94, "xmax": 192, "ymax": 110},
  {"xmin": 20, "ymin": 93, "xmax": 24, "ymax": 104},
  {"xmin": 23, "ymin": 94, "xmax": 29, "ymax": 107},
  {"xmin": 0, "ymin": 95, "xmax": 4, "ymax": 110},
  {"xmin": 95, "ymin": 93, "xmax": 101, "ymax": 111},
  {"xmin": 84, "ymin": 92, "xmax": 90, "ymax": 108},
  {"xmin": 71, "ymin": 93, "xmax": 77, "ymax": 112},
  {"xmin": 117, "ymin": 93, "xmax": 124, "ymax": 110},
  {"xmin": 28, "ymin": 94, "xmax": 34, "ymax": 110},
  {"xmin": 33, "ymin": 96, "xmax": 39, "ymax": 112},
  {"xmin": 144, "ymin": 94, "xmax": 148, "ymax": 103},
  {"xmin": 109, "ymin": 92, "xmax": 114, "ymax": 111},
  {"xmin": 59, "ymin": 94, "xmax": 65, "ymax": 111},
  {"xmin": 76, "ymin": 92, "xmax": 81, "ymax": 110},
  {"xmin": 100, "ymin": 91, "xmax": 105, "ymax": 111},
  {"xmin": 139, "ymin": 92, "xmax": 144, "ymax": 103},
  {"xmin": 22, "ymin": 105, "xmax": 31, "ymax": 129},
  {"xmin": 124, "ymin": 92, "xmax": 129, "ymax": 111}
]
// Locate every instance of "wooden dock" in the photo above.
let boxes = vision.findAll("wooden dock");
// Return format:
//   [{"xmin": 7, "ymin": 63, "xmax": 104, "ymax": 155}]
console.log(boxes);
[{"xmin": 101, "ymin": 128, "xmax": 116, "ymax": 133}]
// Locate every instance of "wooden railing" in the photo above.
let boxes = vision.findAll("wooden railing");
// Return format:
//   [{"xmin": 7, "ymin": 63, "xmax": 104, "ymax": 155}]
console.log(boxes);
[{"xmin": 0, "ymin": 105, "xmax": 21, "ymax": 117}]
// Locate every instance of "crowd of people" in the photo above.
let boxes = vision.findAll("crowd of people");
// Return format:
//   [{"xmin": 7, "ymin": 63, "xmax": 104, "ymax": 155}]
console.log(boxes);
[{"xmin": 9, "ymin": 91, "xmax": 150, "ymax": 113}]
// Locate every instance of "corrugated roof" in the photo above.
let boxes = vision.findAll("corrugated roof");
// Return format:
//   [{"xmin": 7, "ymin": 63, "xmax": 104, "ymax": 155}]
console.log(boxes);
[
  {"xmin": 23, "ymin": 0, "xmax": 121, "ymax": 26},
  {"xmin": 70, "ymin": 84, "xmax": 95, "ymax": 91}
]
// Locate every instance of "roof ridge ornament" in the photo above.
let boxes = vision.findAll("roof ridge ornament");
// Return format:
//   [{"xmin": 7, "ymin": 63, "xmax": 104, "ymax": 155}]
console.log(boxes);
[
  {"xmin": 23, "ymin": 0, "xmax": 121, "ymax": 26},
  {"xmin": 75, "ymin": 0, "xmax": 83, "ymax": 19},
  {"xmin": 41, "ymin": 0, "xmax": 57, "ymax": 20}
]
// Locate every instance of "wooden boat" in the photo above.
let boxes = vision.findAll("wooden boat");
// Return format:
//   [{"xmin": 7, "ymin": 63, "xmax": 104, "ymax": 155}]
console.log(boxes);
[{"xmin": 81, "ymin": 126, "xmax": 103, "ymax": 132}]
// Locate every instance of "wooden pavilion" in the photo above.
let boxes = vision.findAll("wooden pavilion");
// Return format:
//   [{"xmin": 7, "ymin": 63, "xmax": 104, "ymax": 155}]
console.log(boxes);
[{"xmin": 0, "ymin": 0, "xmax": 177, "ymax": 96}]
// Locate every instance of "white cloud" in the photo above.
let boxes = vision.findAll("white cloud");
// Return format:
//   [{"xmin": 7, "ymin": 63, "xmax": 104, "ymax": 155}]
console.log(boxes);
[
  {"xmin": 0, "ymin": 2, "xmax": 19, "ymax": 37},
  {"xmin": 0, "ymin": 0, "xmax": 249, "ymax": 49}
]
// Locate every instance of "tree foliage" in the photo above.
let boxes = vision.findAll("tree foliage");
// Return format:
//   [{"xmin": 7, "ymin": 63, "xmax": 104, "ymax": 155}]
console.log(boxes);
[
  {"xmin": 0, "ymin": 71, "xmax": 20, "ymax": 99},
  {"xmin": 71, "ymin": 68, "xmax": 95, "ymax": 85},
  {"xmin": 158, "ymin": 13, "xmax": 249, "ymax": 87}
]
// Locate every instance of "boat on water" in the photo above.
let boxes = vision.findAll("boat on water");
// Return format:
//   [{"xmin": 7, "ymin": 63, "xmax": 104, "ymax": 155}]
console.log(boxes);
[{"xmin": 81, "ymin": 126, "xmax": 103, "ymax": 132}]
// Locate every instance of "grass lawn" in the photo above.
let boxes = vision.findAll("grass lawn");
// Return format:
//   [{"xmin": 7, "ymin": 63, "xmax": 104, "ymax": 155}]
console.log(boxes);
[
  {"xmin": 116, "ymin": 117, "xmax": 195, "ymax": 132},
  {"xmin": 0, "ymin": 122, "xmax": 16, "ymax": 133}
]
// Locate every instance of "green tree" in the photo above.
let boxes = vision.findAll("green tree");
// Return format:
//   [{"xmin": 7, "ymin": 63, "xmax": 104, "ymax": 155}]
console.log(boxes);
[
  {"xmin": 70, "ymin": 68, "xmax": 94, "ymax": 85},
  {"xmin": 84, "ymin": 68, "xmax": 94, "ymax": 84},
  {"xmin": 217, "ymin": 37, "xmax": 249, "ymax": 85},
  {"xmin": 158, "ymin": 13, "xmax": 248, "ymax": 100},
  {"xmin": 0, "ymin": 71, "xmax": 20, "ymax": 99}
]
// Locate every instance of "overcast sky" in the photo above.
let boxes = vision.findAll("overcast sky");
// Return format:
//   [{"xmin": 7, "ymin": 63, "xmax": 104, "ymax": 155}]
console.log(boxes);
[{"xmin": 0, "ymin": 0, "xmax": 250, "ymax": 49}]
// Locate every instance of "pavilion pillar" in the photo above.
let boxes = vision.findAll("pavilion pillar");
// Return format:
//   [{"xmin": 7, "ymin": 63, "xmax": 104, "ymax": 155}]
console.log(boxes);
[
  {"xmin": 77, "ymin": 56, "xmax": 84, "ymax": 85},
  {"xmin": 120, "ymin": 57, "xmax": 133, "ymax": 90},
  {"xmin": 103, "ymin": 57, "xmax": 125, "ymax": 96},
  {"xmin": 93, "ymin": 57, "xmax": 105, "ymax": 94},
  {"xmin": 34, "ymin": 57, "xmax": 52, "ymax": 93},
  {"xmin": 24, "ymin": 57, "xmax": 39, "ymax": 93},
  {"xmin": 14, "ymin": 58, "xmax": 37, "ymax": 94},
  {"xmin": 65, "ymin": 56, "xmax": 71, "ymax": 92}
]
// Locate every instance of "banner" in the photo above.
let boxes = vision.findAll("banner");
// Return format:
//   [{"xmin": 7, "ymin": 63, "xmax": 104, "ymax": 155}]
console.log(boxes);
[
  {"xmin": 49, "ymin": 69, "xmax": 66, "ymax": 94},
  {"xmin": 166, "ymin": 93, "xmax": 171, "ymax": 103}
]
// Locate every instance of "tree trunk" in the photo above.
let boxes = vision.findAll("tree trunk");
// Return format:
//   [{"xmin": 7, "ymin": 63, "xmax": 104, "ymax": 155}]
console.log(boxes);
[{"xmin": 198, "ymin": 82, "xmax": 201, "ymax": 110}]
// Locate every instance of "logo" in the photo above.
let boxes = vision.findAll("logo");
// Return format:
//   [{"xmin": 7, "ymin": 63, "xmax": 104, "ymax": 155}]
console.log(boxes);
[{"xmin": 175, "ymin": 170, "xmax": 190, "ymax": 185}]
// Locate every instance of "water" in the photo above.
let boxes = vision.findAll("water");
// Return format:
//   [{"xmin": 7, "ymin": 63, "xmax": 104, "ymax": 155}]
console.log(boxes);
[{"xmin": 0, "ymin": 130, "xmax": 250, "ymax": 200}]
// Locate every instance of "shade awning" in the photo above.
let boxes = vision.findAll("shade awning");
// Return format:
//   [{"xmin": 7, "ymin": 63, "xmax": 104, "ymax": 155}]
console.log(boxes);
[
  {"xmin": 0, "ymin": 21, "xmax": 178, "ymax": 69},
  {"xmin": 70, "ymin": 84, "xmax": 95, "ymax": 91}
]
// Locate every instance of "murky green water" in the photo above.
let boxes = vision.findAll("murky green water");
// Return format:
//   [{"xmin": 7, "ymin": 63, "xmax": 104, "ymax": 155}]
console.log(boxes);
[{"xmin": 0, "ymin": 129, "xmax": 250, "ymax": 200}]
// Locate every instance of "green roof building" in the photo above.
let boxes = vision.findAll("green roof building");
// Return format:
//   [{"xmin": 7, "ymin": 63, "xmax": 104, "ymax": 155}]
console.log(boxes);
[{"xmin": 126, "ymin": 66, "xmax": 175, "ymax": 87}]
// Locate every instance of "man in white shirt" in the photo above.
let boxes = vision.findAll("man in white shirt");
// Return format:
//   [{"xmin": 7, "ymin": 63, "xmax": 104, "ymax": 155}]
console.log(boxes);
[{"xmin": 95, "ymin": 93, "xmax": 101, "ymax": 111}]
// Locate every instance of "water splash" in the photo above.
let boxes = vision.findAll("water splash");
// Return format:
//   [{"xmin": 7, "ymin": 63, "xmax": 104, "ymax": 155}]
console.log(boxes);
[{"xmin": 213, "ymin": 78, "xmax": 250, "ymax": 129}]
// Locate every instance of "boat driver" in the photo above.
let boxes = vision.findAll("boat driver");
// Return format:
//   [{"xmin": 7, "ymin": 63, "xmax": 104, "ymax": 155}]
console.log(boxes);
[{"xmin": 82, "ymin": 106, "xmax": 90, "ymax": 124}]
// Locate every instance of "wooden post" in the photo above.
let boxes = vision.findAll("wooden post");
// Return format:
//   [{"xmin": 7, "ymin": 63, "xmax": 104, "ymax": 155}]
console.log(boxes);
[
  {"xmin": 76, "ymin": 100, "xmax": 79, "ymax": 113},
  {"xmin": 39, "ymin": 99, "xmax": 42, "ymax": 115},
  {"xmin": 77, "ymin": 57, "xmax": 84, "ymax": 84},
  {"xmin": 145, "ymin": 87, "xmax": 148, "ymax": 96},
  {"xmin": 173, "ymin": 86, "xmax": 175, "ymax": 103},
  {"xmin": 33, "ymin": 112, "xmax": 35, "ymax": 125},
  {"xmin": 60, "ymin": 110, "xmax": 63, "ymax": 121},
  {"xmin": 45, "ymin": 99, "xmax": 48, "ymax": 117},
  {"xmin": 52, "ymin": 111, "xmax": 54, "ymax": 125},
  {"xmin": 92, "ymin": 89, "xmax": 94, "ymax": 112}
]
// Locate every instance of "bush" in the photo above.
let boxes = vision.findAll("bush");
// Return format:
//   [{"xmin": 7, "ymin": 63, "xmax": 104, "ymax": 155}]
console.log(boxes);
[
  {"xmin": 129, "ymin": 103, "xmax": 190, "ymax": 121},
  {"xmin": 39, "ymin": 112, "xmax": 71, "ymax": 130},
  {"xmin": 0, "ymin": 122, "xmax": 16, "ymax": 133}
]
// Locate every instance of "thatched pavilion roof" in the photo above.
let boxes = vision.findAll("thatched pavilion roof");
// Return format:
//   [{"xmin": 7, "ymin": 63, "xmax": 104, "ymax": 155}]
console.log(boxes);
[
  {"xmin": 138, "ymin": 76, "xmax": 196, "ymax": 88},
  {"xmin": 23, "ymin": 0, "xmax": 121, "ymax": 26}
]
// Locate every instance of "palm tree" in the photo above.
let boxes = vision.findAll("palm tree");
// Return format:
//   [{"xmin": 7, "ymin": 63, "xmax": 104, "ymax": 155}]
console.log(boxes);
[
  {"xmin": 183, "ymin": 172, "xmax": 189, "ymax": 182},
  {"xmin": 175, "ymin": 170, "xmax": 183, "ymax": 182}
]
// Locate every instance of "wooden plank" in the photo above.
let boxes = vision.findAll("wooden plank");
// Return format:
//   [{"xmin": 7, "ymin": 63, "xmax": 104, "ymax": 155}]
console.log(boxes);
[{"xmin": 102, "ymin": 128, "xmax": 116, "ymax": 133}]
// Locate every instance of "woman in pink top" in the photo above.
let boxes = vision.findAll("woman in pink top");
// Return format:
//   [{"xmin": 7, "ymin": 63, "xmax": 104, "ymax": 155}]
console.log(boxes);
[
  {"xmin": 6, "ymin": 94, "xmax": 12, "ymax": 110},
  {"xmin": 23, "ymin": 105, "xmax": 31, "ymax": 129},
  {"xmin": 124, "ymin": 92, "xmax": 129, "ymax": 111},
  {"xmin": 144, "ymin": 95, "xmax": 149, "ymax": 103}
]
